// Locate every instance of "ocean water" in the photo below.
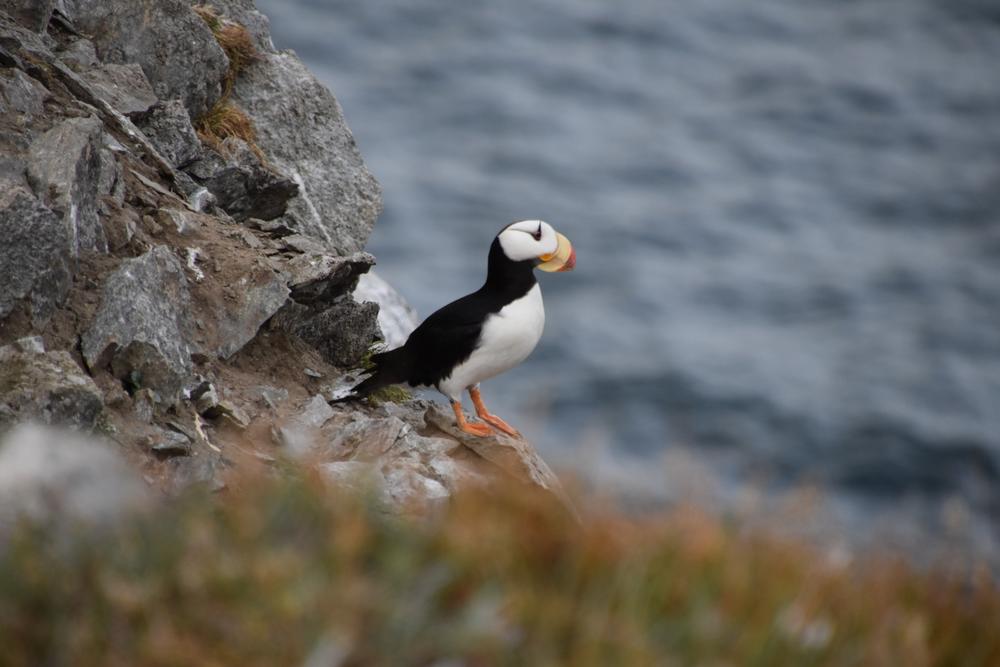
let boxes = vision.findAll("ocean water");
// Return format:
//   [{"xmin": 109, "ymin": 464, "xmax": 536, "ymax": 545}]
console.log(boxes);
[{"xmin": 257, "ymin": 0, "xmax": 1000, "ymax": 560}]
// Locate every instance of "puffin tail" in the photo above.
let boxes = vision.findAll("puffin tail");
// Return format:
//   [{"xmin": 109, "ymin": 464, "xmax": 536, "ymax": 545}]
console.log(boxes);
[{"xmin": 330, "ymin": 347, "xmax": 410, "ymax": 403}]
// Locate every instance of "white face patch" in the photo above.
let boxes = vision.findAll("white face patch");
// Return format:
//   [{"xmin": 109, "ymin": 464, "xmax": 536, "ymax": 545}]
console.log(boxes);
[{"xmin": 496, "ymin": 219, "xmax": 559, "ymax": 262}]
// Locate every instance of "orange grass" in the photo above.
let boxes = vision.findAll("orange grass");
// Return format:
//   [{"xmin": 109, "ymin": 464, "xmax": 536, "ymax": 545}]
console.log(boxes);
[{"xmin": 0, "ymin": 471, "xmax": 996, "ymax": 666}]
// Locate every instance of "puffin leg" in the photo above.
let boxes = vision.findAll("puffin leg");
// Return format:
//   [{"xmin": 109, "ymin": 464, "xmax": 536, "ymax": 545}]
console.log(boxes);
[
  {"xmin": 469, "ymin": 386, "xmax": 520, "ymax": 437},
  {"xmin": 451, "ymin": 400, "xmax": 493, "ymax": 437}
]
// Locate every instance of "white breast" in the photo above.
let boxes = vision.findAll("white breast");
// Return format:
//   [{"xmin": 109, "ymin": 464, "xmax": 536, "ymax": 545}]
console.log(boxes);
[{"xmin": 438, "ymin": 284, "xmax": 545, "ymax": 400}]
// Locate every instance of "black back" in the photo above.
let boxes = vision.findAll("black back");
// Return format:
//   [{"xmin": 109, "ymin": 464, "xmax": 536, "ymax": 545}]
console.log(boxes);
[{"xmin": 381, "ymin": 238, "xmax": 537, "ymax": 390}]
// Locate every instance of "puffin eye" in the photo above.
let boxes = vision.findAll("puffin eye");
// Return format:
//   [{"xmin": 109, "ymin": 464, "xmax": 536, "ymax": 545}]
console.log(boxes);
[{"xmin": 532, "ymin": 224, "xmax": 542, "ymax": 241}]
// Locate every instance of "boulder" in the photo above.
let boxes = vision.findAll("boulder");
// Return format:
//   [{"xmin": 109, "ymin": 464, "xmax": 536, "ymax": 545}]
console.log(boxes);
[
  {"xmin": 148, "ymin": 428, "xmax": 192, "ymax": 458},
  {"xmin": 178, "ymin": 227, "xmax": 290, "ymax": 359},
  {"xmin": 277, "ymin": 298, "xmax": 379, "ymax": 369},
  {"xmin": 0, "ymin": 0, "xmax": 54, "ymax": 32},
  {"xmin": 168, "ymin": 451, "xmax": 227, "ymax": 494},
  {"xmin": 55, "ymin": 37, "xmax": 98, "ymax": 70},
  {"xmin": 316, "ymin": 402, "xmax": 570, "ymax": 513},
  {"xmin": 282, "ymin": 251, "xmax": 374, "ymax": 306},
  {"xmin": 318, "ymin": 460, "xmax": 386, "ymax": 496},
  {"xmin": 0, "ymin": 66, "xmax": 49, "ymax": 118},
  {"xmin": 212, "ymin": 267, "xmax": 289, "ymax": 358},
  {"xmin": 0, "ymin": 188, "xmax": 73, "ymax": 324},
  {"xmin": 0, "ymin": 425, "xmax": 151, "ymax": 535},
  {"xmin": 231, "ymin": 51, "xmax": 381, "ymax": 253},
  {"xmin": 63, "ymin": 0, "xmax": 228, "ymax": 119},
  {"xmin": 354, "ymin": 271, "xmax": 419, "ymax": 349},
  {"xmin": 81, "ymin": 246, "xmax": 196, "ymax": 401},
  {"xmin": 78, "ymin": 62, "xmax": 158, "ymax": 117},
  {"xmin": 136, "ymin": 99, "xmax": 202, "ymax": 168},
  {"xmin": 276, "ymin": 394, "xmax": 335, "ymax": 456},
  {"xmin": 185, "ymin": 138, "xmax": 298, "ymax": 220},
  {"xmin": 0, "ymin": 337, "xmax": 103, "ymax": 429},
  {"xmin": 26, "ymin": 115, "xmax": 107, "ymax": 253},
  {"xmin": 425, "ymin": 404, "xmax": 569, "ymax": 505},
  {"xmin": 97, "ymin": 134, "xmax": 126, "ymax": 206},
  {"xmin": 266, "ymin": 250, "xmax": 378, "ymax": 367}
]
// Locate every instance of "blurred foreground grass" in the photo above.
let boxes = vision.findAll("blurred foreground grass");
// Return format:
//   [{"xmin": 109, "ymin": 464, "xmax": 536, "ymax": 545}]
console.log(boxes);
[{"xmin": 0, "ymin": 470, "xmax": 996, "ymax": 666}]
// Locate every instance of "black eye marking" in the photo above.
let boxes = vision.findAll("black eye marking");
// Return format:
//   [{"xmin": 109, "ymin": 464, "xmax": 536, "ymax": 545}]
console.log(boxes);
[{"xmin": 532, "ymin": 223, "xmax": 542, "ymax": 241}]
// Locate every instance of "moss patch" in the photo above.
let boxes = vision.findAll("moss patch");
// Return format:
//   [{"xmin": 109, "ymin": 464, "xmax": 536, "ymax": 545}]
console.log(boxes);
[
  {"xmin": 366, "ymin": 384, "xmax": 412, "ymax": 406},
  {"xmin": 0, "ymin": 356, "xmax": 30, "ymax": 395}
]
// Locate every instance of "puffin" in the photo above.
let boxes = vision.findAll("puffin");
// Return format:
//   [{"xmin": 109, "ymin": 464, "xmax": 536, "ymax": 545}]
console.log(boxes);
[{"xmin": 341, "ymin": 219, "xmax": 575, "ymax": 437}]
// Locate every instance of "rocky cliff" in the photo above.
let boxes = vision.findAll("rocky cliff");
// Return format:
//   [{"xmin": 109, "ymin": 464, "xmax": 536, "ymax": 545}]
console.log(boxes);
[{"xmin": 0, "ymin": 0, "xmax": 569, "ymax": 517}]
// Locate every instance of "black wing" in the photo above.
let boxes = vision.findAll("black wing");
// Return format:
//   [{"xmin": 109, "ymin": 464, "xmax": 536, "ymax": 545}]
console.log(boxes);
[{"xmin": 402, "ymin": 290, "xmax": 492, "ymax": 388}]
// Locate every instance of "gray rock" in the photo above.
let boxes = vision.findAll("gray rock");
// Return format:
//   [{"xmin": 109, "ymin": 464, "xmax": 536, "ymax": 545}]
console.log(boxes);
[
  {"xmin": 149, "ymin": 428, "xmax": 192, "ymax": 457},
  {"xmin": 190, "ymin": 381, "xmax": 220, "ymax": 415},
  {"xmin": 381, "ymin": 461, "xmax": 451, "ymax": 508},
  {"xmin": 64, "ymin": 0, "xmax": 228, "ymax": 119},
  {"xmin": 280, "ymin": 298, "xmax": 379, "ymax": 368},
  {"xmin": 324, "ymin": 415, "xmax": 410, "ymax": 461},
  {"xmin": 168, "ymin": 451, "xmax": 227, "ymax": 494},
  {"xmin": 96, "ymin": 145, "xmax": 125, "ymax": 206},
  {"xmin": 5, "ymin": 335, "xmax": 45, "ymax": 354},
  {"xmin": 56, "ymin": 37, "xmax": 98, "ymax": 70},
  {"xmin": 268, "ymin": 251, "xmax": 377, "ymax": 366},
  {"xmin": 136, "ymin": 99, "xmax": 202, "ymax": 168},
  {"xmin": 81, "ymin": 246, "xmax": 196, "ymax": 401},
  {"xmin": 315, "ymin": 409, "xmax": 484, "ymax": 511},
  {"xmin": 248, "ymin": 385, "xmax": 288, "ymax": 409},
  {"xmin": 190, "ymin": 382, "xmax": 251, "ymax": 426},
  {"xmin": 276, "ymin": 394, "xmax": 335, "ymax": 457},
  {"xmin": 26, "ymin": 115, "xmax": 107, "ymax": 253},
  {"xmin": 0, "ymin": 188, "xmax": 73, "ymax": 324},
  {"xmin": 282, "ymin": 251, "xmax": 374, "ymax": 306},
  {"xmin": 280, "ymin": 233, "xmax": 325, "ymax": 255},
  {"xmin": 425, "ymin": 403, "xmax": 573, "ymax": 512},
  {"xmin": 156, "ymin": 208, "xmax": 199, "ymax": 235},
  {"xmin": 213, "ymin": 266, "xmax": 289, "ymax": 359},
  {"xmin": 0, "ymin": 342, "xmax": 104, "ymax": 429},
  {"xmin": 0, "ymin": 10, "xmax": 53, "ymax": 62},
  {"xmin": 0, "ymin": 0, "xmax": 54, "ymax": 32},
  {"xmin": 132, "ymin": 387, "xmax": 156, "ymax": 422},
  {"xmin": 41, "ymin": 52, "xmax": 186, "ymax": 191},
  {"xmin": 0, "ymin": 425, "xmax": 151, "ymax": 535},
  {"xmin": 78, "ymin": 62, "xmax": 157, "ymax": 116},
  {"xmin": 319, "ymin": 460, "xmax": 386, "ymax": 496},
  {"xmin": 100, "ymin": 207, "xmax": 137, "ymax": 252},
  {"xmin": 186, "ymin": 139, "xmax": 298, "ymax": 221},
  {"xmin": 231, "ymin": 51, "xmax": 381, "ymax": 253},
  {"xmin": 354, "ymin": 271, "xmax": 419, "ymax": 349},
  {"xmin": 0, "ymin": 66, "xmax": 49, "ymax": 118}
]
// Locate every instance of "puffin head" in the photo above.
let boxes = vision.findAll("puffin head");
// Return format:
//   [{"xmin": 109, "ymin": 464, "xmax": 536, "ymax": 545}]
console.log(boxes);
[{"xmin": 496, "ymin": 219, "xmax": 576, "ymax": 272}]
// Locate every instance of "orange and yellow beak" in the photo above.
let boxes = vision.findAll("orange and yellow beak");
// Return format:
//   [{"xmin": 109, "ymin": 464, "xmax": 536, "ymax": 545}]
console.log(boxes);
[{"xmin": 536, "ymin": 232, "xmax": 575, "ymax": 272}]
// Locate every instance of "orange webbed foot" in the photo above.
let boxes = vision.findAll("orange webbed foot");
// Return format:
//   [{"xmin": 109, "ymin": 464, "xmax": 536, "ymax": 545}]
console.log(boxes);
[
  {"xmin": 469, "ymin": 387, "xmax": 521, "ymax": 438},
  {"xmin": 451, "ymin": 400, "xmax": 494, "ymax": 438}
]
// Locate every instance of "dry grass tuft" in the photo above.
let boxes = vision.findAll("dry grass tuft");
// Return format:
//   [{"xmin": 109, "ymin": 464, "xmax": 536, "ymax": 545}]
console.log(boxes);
[
  {"xmin": 192, "ymin": 4, "xmax": 263, "ymax": 158},
  {"xmin": 215, "ymin": 23, "xmax": 258, "ymax": 87},
  {"xmin": 196, "ymin": 101, "xmax": 262, "ymax": 160},
  {"xmin": 192, "ymin": 4, "xmax": 221, "ymax": 33}
]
